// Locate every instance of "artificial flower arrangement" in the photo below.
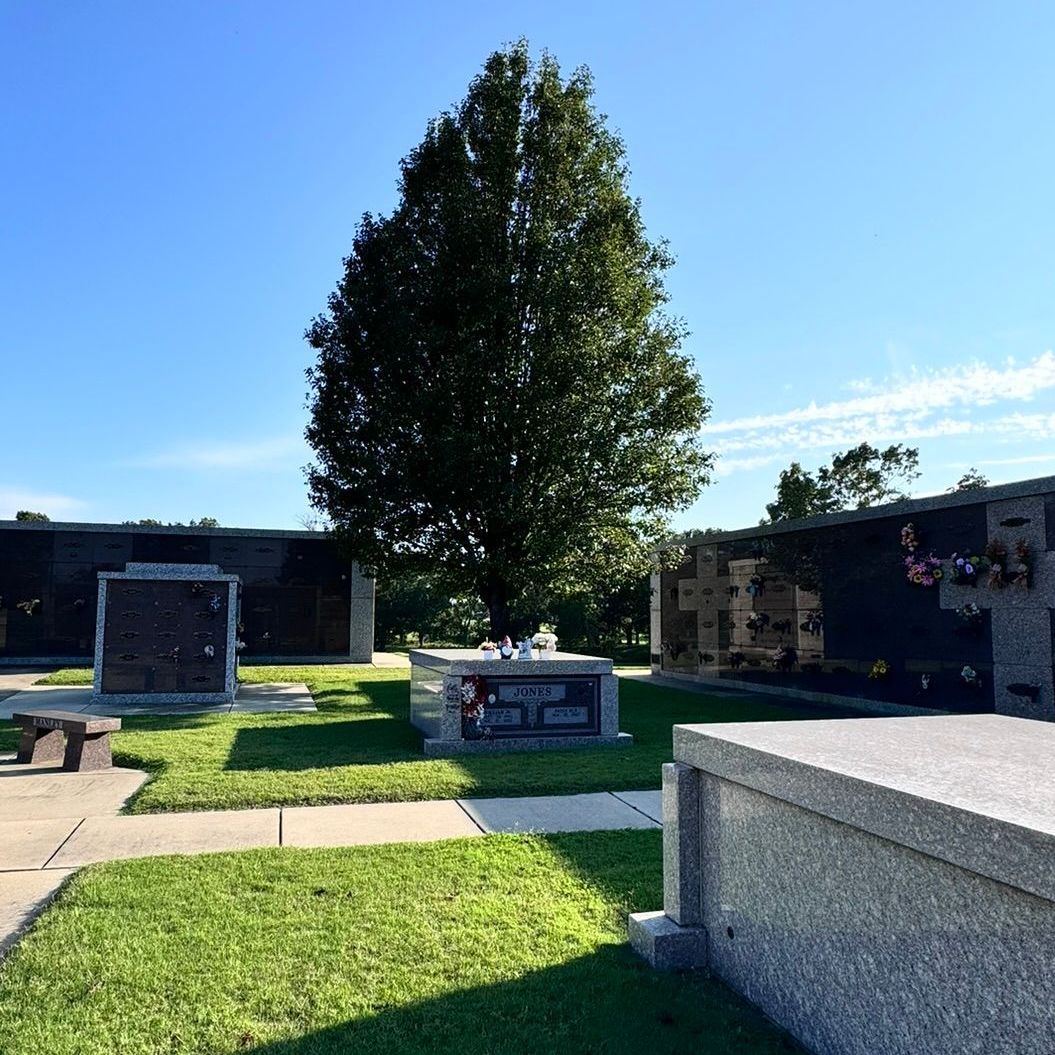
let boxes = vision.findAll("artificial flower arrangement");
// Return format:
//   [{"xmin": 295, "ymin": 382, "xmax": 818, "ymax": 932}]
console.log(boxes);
[
  {"xmin": 16, "ymin": 598, "xmax": 41, "ymax": 616},
  {"xmin": 901, "ymin": 523, "xmax": 943, "ymax": 586},
  {"xmin": 460, "ymin": 674, "xmax": 488, "ymax": 739},
  {"xmin": 868, "ymin": 658, "xmax": 890, "ymax": 680},
  {"xmin": 727, "ymin": 650, "xmax": 745, "ymax": 669},
  {"xmin": 985, "ymin": 537, "xmax": 1032, "ymax": 590},
  {"xmin": 772, "ymin": 645, "xmax": 797, "ymax": 672},
  {"xmin": 479, "ymin": 639, "xmax": 498, "ymax": 660},
  {"xmin": 948, "ymin": 551, "xmax": 988, "ymax": 587},
  {"xmin": 960, "ymin": 665, "xmax": 983, "ymax": 690},
  {"xmin": 498, "ymin": 635, "xmax": 514, "ymax": 659},
  {"xmin": 531, "ymin": 626, "xmax": 558, "ymax": 658},
  {"xmin": 955, "ymin": 602, "xmax": 983, "ymax": 632},
  {"xmin": 744, "ymin": 612, "xmax": 770, "ymax": 637},
  {"xmin": 746, "ymin": 574, "xmax": 766, "ymax": 598}
]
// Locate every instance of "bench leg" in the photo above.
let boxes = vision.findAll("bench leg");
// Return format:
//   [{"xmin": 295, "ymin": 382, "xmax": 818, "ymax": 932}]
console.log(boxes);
[
  {"xmin": 17, "ymin": 726, "xmax": 66, "ymax": 765},
  {"xmin": 62, "ymin": 731, "xmax": 113, "ymax": 772}
]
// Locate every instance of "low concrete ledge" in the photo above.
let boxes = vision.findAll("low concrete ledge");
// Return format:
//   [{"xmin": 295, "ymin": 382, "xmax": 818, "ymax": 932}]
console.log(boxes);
[
  {"xmin": 628, "ymin": 911, "xmax": 707, "ymax": 972},
  {"xmin": 422, "ymin": 732, "xmax": 633, "ymax": 756}
]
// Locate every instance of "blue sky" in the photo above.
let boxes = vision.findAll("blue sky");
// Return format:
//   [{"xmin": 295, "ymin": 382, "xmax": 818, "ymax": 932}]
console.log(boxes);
[{"xmin": 3, "ymin": 1, "xmax": 1054, "ymax": 532}]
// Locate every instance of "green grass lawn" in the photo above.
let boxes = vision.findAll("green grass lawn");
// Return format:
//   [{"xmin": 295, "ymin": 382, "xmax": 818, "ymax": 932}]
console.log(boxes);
[
  {"xmin": 0, "ymin": 830, "xmax": 800, "ymax": 1054},
  {"xmin": 1, "ymin": 665, "xmax": 851, "ymax": 813}
]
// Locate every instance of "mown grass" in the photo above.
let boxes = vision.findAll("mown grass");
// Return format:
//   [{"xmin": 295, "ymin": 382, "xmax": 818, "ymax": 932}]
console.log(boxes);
[
  {"xmin": 0, "ymin": 830, "xmax": 800, "ymax": 1054},
  {"xmin": 1, "ymin": 666, "xmax": 851, "ymax": 813}
]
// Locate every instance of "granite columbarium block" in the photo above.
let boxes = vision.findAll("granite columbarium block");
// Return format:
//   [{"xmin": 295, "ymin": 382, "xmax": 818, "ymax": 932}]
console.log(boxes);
[
  {"xmin": 409, "ymin": 648, "xmax": 631, "ymax": 756},
  {"xmin": 91, "ymin": 563, "xmax": 240, "ymax": 706},
  {"xmin": 629, "ymin": 713, "xmax": 1055, "ymax": 1055}
]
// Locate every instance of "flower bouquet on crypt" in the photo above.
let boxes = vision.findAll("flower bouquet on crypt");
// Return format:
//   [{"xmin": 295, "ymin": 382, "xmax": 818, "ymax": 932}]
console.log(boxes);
[{"xmin": 532, "ymin": 626, "xmax": 558, "ymax": 659}]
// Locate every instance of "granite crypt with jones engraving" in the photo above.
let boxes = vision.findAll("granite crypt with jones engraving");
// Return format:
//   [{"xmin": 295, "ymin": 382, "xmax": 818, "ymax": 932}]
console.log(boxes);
[
  {"xmin": 409, "ymin": 648, "xmax": 632, "ymax": 755},
  {"xmin": 92, "ymin": 562, "xmax": 240, "ymax": 706}
]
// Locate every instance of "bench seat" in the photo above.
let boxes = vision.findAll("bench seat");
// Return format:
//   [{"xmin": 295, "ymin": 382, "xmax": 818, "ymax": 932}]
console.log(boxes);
[{"xmin": 13, "ymin": 709, "xmax": 121, "ymax": 772}]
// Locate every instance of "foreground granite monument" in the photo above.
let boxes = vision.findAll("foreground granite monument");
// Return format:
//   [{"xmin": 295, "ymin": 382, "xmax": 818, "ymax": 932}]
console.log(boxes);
[
  {"xmin": 630, "ymin": 713, "xmax": 1055, "ymax": 1055},
  {"xmin": 92, "ymin": 563, "xmax": 240, "ymax": 706},
  {"xmin": 409, "ymin": 648, "xmax": 631, "ymax": 756}
]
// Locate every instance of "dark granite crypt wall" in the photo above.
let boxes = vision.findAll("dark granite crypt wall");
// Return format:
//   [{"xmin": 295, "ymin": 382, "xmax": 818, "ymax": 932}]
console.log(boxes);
[
  {"xmin": 658, "ymin": 499, "xmax": 1002, "ymax": 712},
  {"xmin": 0, "ymin": 526, "xmax": 355, "ymax": 659}
]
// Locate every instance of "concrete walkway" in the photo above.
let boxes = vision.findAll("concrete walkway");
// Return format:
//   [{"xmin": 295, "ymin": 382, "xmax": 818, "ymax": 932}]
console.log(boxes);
[
  {"xmin": 0, "ymin": 670, "xmax": 46, "ymax": 702},
  {"xmin": 0, "ymin": 756, "xmax": 661, "ymax": 956},
  {"xmin": 0, "ymin": 788, "xmax": 661, "ymax": 872}
]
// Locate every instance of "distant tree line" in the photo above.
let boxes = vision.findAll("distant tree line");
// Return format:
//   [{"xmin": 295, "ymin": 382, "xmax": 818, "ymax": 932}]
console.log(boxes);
[{"xmin": 120, "ymin": 517, "xmax": 221, "ymax": 527}]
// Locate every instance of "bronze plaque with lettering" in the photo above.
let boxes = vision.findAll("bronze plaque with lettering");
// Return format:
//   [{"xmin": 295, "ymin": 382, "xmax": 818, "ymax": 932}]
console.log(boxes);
[{"xmin": 477, "ymin": 677, "xmax": 600, "ymax": 738}]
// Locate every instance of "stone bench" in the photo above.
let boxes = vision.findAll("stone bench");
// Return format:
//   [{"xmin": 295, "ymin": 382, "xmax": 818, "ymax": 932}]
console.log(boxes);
[{"xmin": 14, "ymin": 710, "xmax": 121, "ymax": 772}]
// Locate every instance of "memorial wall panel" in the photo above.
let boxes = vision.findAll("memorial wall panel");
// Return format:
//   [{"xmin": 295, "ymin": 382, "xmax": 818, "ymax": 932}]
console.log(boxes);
[
  {"xmin": 0, "ymin": 524, "xmax": 363, "ymax": 661},
  {"xmin": 654, "ymin": 492, "xmax": 1025, "ymax": 713}
]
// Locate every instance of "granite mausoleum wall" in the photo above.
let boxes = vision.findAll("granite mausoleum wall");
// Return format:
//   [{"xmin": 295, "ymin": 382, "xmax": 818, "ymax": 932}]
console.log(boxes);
[{"xmin": 653, "ymin": 476, "xmax": 1055, "ymax": 719}]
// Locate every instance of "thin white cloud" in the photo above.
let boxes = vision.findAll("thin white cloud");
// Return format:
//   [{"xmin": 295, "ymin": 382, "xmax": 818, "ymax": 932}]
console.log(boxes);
[
  {"xmin": 0, "ymin": 489, "xmax": 86, "ymax": 520},
  {"xmin": 972, "ymin": 452, "xmax": 1055, "ymax": 468},
  {"xmin": 124, "ymin": 434, "xmax": 307, "ymax": 470},
  {"xmin": 703, "ymin": 352, "xmax": 1055, "ymax": 439},
  {"xmin": 713, "ymin": 453, "xmax": 787, "ymax": 477},
  {"xmin": 703, "ymin": 352, "xmax": 1055, "ymax": 458}
]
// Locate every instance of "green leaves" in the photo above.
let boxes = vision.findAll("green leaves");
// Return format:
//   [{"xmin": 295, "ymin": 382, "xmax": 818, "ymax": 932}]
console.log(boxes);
[
  {"xmin": 765, "ymin": 443, "xmax": 920, "ymax": 522},
  {"xmin": 305, "ymin": 43, "xmax": 711, "ymax": 631}
]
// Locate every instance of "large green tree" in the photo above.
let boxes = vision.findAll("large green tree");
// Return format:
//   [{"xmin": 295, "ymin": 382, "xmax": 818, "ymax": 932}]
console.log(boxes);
[
  {"xmin": 764, "ymin": 443, "xmax": 920, "ymax": 522},
  {"xmin": 305, "ymin": 43, "xmax": 711, "ymax": 635}
]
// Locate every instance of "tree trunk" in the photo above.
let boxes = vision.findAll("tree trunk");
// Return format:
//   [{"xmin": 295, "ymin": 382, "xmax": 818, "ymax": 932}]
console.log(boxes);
[{"xmin": 484, "ymin": 583, "xmax": 511, "ymax": 641}]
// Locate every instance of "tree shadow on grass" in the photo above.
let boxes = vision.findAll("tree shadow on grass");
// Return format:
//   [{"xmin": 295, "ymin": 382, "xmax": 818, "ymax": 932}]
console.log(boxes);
[
  {"xmin": 247, "ymin": 947, "xmax": 801, "ymax": 1055},
  {"xmin": 224, "ymin": 719, "xmax": 422, "ymax": 771},
  {"xmin": 312, "ymin": 678, "xmax": 410, "ymax": 719}
]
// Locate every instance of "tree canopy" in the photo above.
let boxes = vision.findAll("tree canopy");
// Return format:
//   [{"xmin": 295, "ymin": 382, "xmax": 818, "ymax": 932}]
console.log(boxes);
[
  {"xmin": 948, "ymin": 467, "xmax": 989, "ymax": 492},
  {"xmin": 764, "ymin": 443, "xmax": 920, "ymax": 522},
  {"xmin": 305, "ymin": 43, "xmax": 711, "ymax": 634},
  {"xmin": 14, "ymin": 510, "xmax": 49, "ymax": 522}
]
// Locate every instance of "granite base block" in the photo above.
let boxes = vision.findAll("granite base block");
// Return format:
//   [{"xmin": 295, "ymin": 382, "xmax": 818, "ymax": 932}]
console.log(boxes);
[
  {"xmin": 18, "ymin": 726, "xmax": 65, "ymax": 765},
  {"xmin": 422, "ymin": 732, "xmax": 633, "ymax": 757},
  {"xmin": 63, "ymin": 732, "xmax": 112, "ymax": 772},
  {"xmin": 662, "ymin": 761, "xmax": 702, "ymax": 926},
  {"xmin": 628, "ymin": 911, "xmax": 708, "ymax": 972},
  {"xmin": 89, "ymin": 691, "xmax": 236, "ymax": 707}
]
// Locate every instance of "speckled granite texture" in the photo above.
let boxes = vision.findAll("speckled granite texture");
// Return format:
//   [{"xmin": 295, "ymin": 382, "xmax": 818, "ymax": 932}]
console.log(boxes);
[
  {"xmin": 631, "ymin": 714, "xmax": 1055, "ymax": 1055},
  {"xmin": 408, "ymin": 649, "xmax": 630, "ymax": 754},
  {"xmin": 935, "ymin": 495, "xmax": 1055, "ymax": 720},
  {"xmin": 421, "ymin": 732, "xmax": 633, "ymax": 756}
]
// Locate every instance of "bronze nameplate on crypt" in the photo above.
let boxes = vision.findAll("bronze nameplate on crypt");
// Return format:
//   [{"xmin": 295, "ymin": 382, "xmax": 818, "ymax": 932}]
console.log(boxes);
[{"xmin": 476, "ymin": 677, "xmax": 601, "ymax": 738}]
